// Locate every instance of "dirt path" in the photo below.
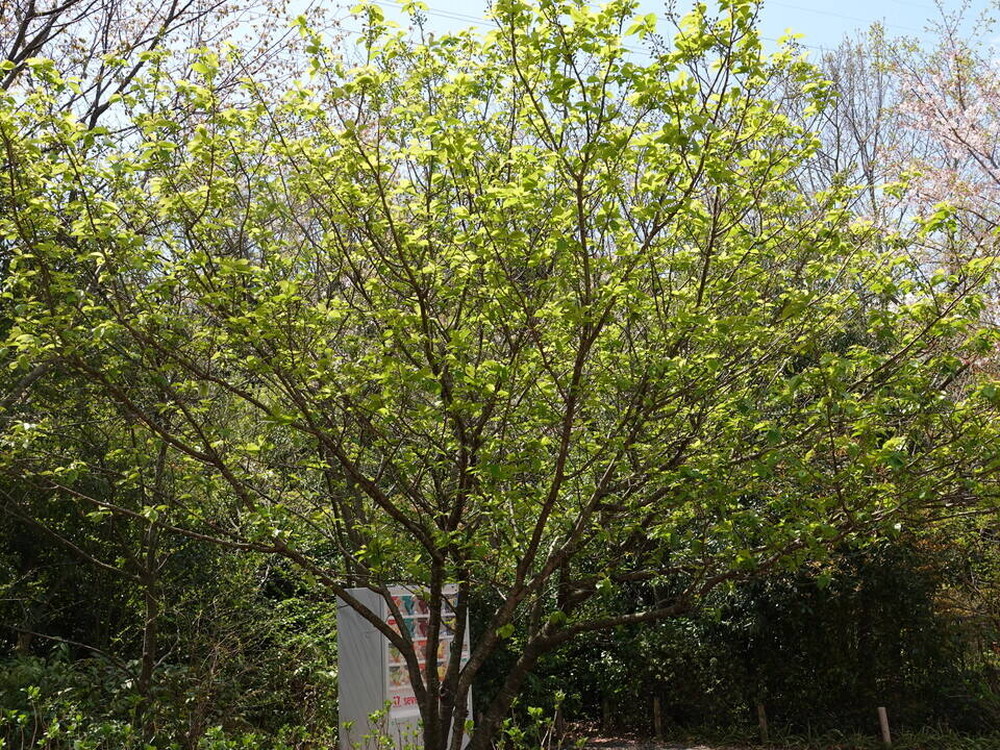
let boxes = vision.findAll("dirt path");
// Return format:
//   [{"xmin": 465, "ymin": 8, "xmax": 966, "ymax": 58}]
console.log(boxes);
[{"xmin": 583, "ymin": 740, "xmax": 749, "ymax": 750}]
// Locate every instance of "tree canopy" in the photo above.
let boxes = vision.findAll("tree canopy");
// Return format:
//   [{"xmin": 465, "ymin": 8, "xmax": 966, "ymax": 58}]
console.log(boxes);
[{"xmin": 2, "ymin": 0, "xmax": 999, "ymax": 748}]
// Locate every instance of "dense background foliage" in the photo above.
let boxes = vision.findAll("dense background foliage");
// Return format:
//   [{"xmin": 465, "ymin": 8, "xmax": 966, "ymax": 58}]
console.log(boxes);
[{"xmin": 514, "ymin": 534, "xmax": 1000, "ymax": 737}]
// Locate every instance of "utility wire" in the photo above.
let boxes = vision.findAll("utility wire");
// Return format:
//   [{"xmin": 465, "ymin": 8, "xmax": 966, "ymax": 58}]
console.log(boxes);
[
  {"xmin": 355, "ymin": 0, "xmax": 838, "ymax": 55},
  {"xmin": 348, "ymin": 0, "xmax": 964, "ymax": 55},
  {"xmin": 764, "ymin": 0, "xmax": 923, "ymax": 35}
]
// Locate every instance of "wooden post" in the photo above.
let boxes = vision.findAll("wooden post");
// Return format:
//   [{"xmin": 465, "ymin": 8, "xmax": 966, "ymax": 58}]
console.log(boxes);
[
  {"xmin": 602, "ymin": 697, "xmax": 612, "ymax": 733},
  {"xmin": 756, "ymin": 702, "xmax": 769, "ymax": 745},
  {"xmin": 877, "ymin": 706, "xmax": 891, "ymax": 747},
  {"xmin": 652, "ymin": 696, "xmax": 663, "ymax": 740}
]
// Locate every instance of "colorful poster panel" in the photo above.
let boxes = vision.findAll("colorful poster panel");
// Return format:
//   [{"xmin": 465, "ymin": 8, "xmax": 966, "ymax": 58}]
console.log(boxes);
[{"xmin": 386, "ymin": 585, "xmax": 468, "ymax": 718}]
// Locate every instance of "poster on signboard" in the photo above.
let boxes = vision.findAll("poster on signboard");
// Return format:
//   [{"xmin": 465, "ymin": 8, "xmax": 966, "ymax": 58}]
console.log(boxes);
[{"xmin": 385, "ymin": 585, "xmax": 469, "ymax": 719}]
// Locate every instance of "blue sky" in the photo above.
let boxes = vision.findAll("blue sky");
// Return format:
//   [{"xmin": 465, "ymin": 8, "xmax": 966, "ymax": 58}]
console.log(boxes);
[
  {"xmin": 753, "ymin": 0, "xmax": 994, "ymax": 51},
  {"xmin": 337, "ymin": 0, "xmax": 997, "ymax": 56}
]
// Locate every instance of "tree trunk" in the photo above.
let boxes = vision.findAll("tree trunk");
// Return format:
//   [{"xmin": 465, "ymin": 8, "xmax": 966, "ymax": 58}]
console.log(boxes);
[
  {"xmin": 466, "ymin": 634, "xmax": 553, "ymax": 750},
  {"xmin": 134, "ymin": 527, "xmax": 161, "ymax": 740},
  {"xmin": 135, "ymin": 441, "xmax": 165, "ymax": 738}
]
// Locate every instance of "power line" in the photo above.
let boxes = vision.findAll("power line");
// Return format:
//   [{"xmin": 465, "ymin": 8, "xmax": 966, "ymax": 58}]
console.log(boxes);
[
  {"xmin": 880, "ymin": 0, "xmax": 937, "ymax": 12},
  {"xmin": 369, "ymin": 0, "xmax": 498, "ymax": 27},
  {"xmin": 355, "ymin": 0, "xmax": 839, "ymax": 58},
  {"xmin": 348, "ymin": 0, "xmax": 869, "ymax": 55},
  {"xmin": 764, "ymin": 0, "xmax": 923, "ymax": 36},
  {"xmin": 348, "ymin": 0, "xmax": 982, "ymax": 57},
  {"xmin": 363, "ymin": 0, "xmax": 657, "ymax": 57}
]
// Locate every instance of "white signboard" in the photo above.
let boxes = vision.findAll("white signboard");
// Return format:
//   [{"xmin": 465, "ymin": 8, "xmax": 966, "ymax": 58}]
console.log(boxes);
[{"xmin": 337, "ymin": 585, "xmax": 471, "ymax": 750}]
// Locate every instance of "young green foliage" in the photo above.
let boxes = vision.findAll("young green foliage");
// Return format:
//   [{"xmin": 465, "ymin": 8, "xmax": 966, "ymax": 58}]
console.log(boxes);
[{"xmin": 2, "ymin": 0, "xmax": 998, "ymax": 748}]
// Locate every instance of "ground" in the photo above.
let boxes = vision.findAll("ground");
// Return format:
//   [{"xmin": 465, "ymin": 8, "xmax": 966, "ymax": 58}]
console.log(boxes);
[{"xmin": 582, "ymin": 736, "xmax": 752, "ymax": 749}]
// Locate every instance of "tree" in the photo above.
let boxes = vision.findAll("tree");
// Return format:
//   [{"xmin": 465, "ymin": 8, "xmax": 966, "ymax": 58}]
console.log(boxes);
[
  {"xmin": 2, "ymin": 0, "xmax": 998, "ymax": 748},
  {"xmin": 0, "ymin": 0, "xmax": 329, "ymax": 425},
  {"xmin": 891, "ymin": 7, "xmax": 1000, "ymax": 229},
  {"xmin": 1, "ymin": 0, "xmax": 223, "ymax": 125},
  {"xmin": 0, "ymin": 369, "xmax": 341, "ymax": 746},
  {"xmin": 0, "ymin": 0, "xmax": 322, "ymax": 121},
  {"xmin": 809, "ymin": 27, "xmax": 905, "ymax": 224}
]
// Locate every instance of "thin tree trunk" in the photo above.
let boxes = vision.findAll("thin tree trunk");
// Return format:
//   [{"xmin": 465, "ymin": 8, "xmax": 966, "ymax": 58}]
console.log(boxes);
[
  {"xmin": 135, "ymin": 567, "xmax": 160, "ymax": 737},
  {"xmin": 466, "ymin": 634, "xmax": 552, "ymax": 750},
  {"xmin": 135, "ymin": 441, "xmax": 166, "ymax": 738}
]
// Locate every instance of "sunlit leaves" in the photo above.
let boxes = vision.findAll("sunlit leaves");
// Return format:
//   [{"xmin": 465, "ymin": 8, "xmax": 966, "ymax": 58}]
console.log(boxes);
[{"xmin": 2, "ymin": 5, "xmax": 999, "ymax": 745}]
